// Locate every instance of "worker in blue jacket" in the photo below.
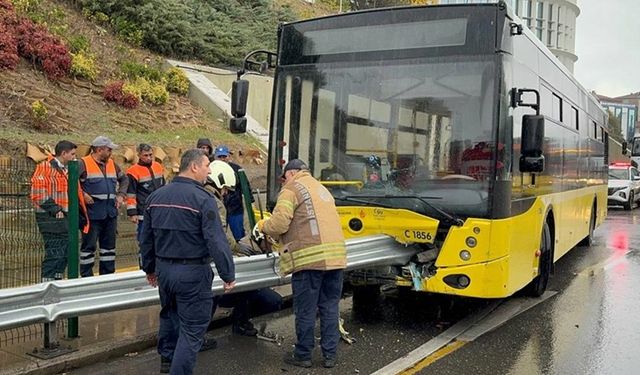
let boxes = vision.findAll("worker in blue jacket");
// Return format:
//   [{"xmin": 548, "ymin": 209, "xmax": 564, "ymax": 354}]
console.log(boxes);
[{"xmin": 140, "ymin": 149, "xmax": 236, "ymax": 375}]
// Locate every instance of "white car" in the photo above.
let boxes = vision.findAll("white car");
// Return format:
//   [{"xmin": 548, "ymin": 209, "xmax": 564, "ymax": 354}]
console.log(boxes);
[{"xmin": 608, "ymin": 163, "xmax": 640, "ymax": 210}]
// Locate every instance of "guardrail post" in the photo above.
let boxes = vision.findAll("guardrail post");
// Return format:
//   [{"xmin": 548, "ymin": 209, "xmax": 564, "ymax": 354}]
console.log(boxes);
[
  {"xmin": 67, "ymin": 160, "xmax": 79, "ymax": 338},
  {"xmin": 28, "ymin": 320, "xmax": 76, "ymax": 359}
]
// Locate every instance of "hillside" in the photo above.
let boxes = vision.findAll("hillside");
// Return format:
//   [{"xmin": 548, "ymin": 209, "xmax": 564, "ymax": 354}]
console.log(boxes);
[{"xmin": 0, "ymin": 0, "xmax": 337, "ymax": 186}]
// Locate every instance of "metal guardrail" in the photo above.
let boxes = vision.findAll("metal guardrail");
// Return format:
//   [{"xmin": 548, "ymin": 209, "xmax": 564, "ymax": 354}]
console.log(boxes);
[{"xmin": 0, "ymin": 235, "xmax": 417, "ymax": 331}]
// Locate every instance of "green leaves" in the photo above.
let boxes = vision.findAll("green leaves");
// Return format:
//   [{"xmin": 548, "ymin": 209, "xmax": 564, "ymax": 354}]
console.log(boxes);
[{"xmin": 79, "ymin": 0, "xmax": 295, "ymax": 66}]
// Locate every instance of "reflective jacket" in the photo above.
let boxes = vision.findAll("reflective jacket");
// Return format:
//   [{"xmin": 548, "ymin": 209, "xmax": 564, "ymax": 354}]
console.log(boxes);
[
  {"xmin": 262, "ymin": 170, "xmax": 346, "ymax": 275},
  {"xmin": 126, "ymin": 161, "xmax": 165, "ymax": 217},
  {"xmin": 30, "ymin": 155, "xmax": 89, "ymax": 233},
  {"xmin": 80, "ymin": 156, "xmax": 125, "ymax": 220}
]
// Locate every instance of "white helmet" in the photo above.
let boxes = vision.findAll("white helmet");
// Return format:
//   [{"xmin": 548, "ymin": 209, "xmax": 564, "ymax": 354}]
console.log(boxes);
[{"xmin": 209, "ymin": 160, "xmax": 236, "ymax": 190}]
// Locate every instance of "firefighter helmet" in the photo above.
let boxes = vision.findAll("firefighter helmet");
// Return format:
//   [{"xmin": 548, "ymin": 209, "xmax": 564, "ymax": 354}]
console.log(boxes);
[{"xmin": 209, "ymin": 160, "xmax": 236, "ymax": 190}]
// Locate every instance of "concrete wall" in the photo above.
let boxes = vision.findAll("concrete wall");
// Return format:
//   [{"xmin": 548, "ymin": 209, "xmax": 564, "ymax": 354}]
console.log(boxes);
[
  {"xmin": 165, "ymin": 60, "xmax": 271, "ymax": 148},
  {"xmin": 203, "ymin": 72, "xmax": 274, "ymax": 130}
]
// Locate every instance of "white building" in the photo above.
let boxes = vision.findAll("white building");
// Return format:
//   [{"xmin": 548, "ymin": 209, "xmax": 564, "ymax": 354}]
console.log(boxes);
[{"xmin": 437, "ymin": 0, "xmax": 580, "ymax": 73}]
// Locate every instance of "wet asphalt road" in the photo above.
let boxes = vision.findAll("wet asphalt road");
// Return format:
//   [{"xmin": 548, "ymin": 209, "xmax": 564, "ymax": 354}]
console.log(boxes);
[
  {"xmin": 69, "ymin": 209, "xmax": 640, "ymax": 375},
  {"xmin": 421, "ymin": 208, "xmax": 640, "ymax": 375}
]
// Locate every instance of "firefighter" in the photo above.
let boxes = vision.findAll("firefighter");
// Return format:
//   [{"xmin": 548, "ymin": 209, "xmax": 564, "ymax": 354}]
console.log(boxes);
[
  {"xmin": 254, "ymin": 159, "xmax": 347, "ymax": 369},
  {"xmin": 139, "ymin": 149, "xmax": 235, "ymax": 374}
]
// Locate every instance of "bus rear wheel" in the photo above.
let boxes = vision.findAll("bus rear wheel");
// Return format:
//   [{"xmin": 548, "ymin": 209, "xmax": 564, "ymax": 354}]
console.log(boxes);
[{"xmin": 525, "ymin": 222, "xmax": 552, "ymax": 297}]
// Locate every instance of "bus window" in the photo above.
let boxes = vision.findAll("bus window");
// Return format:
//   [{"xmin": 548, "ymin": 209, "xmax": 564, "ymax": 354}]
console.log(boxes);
[
  {"xmin": 571, "ymin": 106, "xmax": 579, "ymax": 130},
  {"xmin": 552, "ymin": 93, "xmax": 562, "ymax": 122},
  {"xmin": 591, "ymin": 120, "xmax": 597, "ymax": 139}
]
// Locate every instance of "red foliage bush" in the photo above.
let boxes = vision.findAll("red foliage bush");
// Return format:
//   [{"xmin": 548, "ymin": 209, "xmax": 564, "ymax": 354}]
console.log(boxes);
[
  {"xmin": 104, "ymin": 81, "xmax": 125, "ymax": 103},
  {"xmin": 121, "ymin": 92, "xmax": 140, "ymax": 109},
  {"xmin": 40, "ymin": 43, "xmax": 71, "ymax": 79},
  {"xmin": 0, "ymin": 7, "xmax": 71, "ymax": 79},
  {"xmin": 0, "ymin": 24, "xmax": 19, "ymax": 70},
  {"xmin": 103, "ymin": 81, "xmax": 139, "ymax": 109}
]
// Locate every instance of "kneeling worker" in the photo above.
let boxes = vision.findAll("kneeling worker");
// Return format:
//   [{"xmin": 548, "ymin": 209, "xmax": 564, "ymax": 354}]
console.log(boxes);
[{"xmin": 207, "ymin": 160, "xmax": 282, "ymax": 340}]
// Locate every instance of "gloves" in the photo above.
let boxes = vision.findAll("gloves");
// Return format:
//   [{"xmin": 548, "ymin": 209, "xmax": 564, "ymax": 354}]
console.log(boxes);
[{"xmin": 252, "ymin": 219, "xmax": 266, "ymax": 241}]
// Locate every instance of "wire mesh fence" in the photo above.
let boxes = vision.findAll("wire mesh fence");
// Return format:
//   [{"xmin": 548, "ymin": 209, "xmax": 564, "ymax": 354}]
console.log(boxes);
[{"xmin": 0, "ymin": 157, "xmax": 140, "ymax": 290}]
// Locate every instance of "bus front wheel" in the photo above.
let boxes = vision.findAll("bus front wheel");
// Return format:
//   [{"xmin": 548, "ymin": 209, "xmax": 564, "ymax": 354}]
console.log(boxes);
[{"xmin": 525, "ymin": 222, "xmax": 552, "ymax": 297}]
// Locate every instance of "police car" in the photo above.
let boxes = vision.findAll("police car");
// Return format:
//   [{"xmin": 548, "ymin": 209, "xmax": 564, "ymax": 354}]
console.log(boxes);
[{"xmin": 608, "ymin": 163, "xmax": 640, "ymax": 210}]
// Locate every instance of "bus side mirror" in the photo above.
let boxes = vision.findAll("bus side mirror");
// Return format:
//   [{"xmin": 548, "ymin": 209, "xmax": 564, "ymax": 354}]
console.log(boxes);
[
  {"xmin": 520, "ymin": 115, "xmax": 545, "ymax": 173},
  {"xmin": 622, "ymin": 141, "xmax": 628, "ymax": 155},
  {"xmin": 229, "ymin": 79, "xmax": 249, "ymax": 134}
]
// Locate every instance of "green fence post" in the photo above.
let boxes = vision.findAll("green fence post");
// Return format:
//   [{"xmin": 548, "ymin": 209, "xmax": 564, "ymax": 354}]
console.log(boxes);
[
  {"xmin": 237, "ymin": 169, "xmax": 256, "ymax": 230},
  {"xmin": 67, "ymin": 160, "xmax": 79, "ymax": 338}
]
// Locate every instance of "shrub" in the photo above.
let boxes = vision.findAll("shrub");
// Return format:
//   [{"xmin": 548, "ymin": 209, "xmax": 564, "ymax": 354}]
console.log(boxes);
[
  {"xmin": 0, "ymin": 24, "xmax": 19, "ymax": 70},
  {"xmin": 120, "ymin": 61, "xmax": 164, "ymax": 81},
  {"xmin": 67, "ymin": 35, "xmax": 90, "ymax": 53},
  {"xmin": 39, "ymin": 42, "xmax": 71, "ymax": 79},
  {"xmin": 31, "ymin": 100, "xmax": 48, "ymax": 122},
  {"xmin": 14, "ymin": 18, "xmax": 71, "ymax": 80},
  {"xmin": 129, "ymin": 77, "xmax": 169, "ymax": 105},
  {"xmin": 104, "ymin": 80, "xmax": 124, "ymax": 102},
  {"xmin": 165, "ymin": 67, "xmax": 189, "ymax": 95},
  {"xmin": 104, "ymin": 80, "xmax": 140, "ymax": 109},
  {"xmin": 70, "ymin": 51, "xmax": 98, "ymax": 80}
]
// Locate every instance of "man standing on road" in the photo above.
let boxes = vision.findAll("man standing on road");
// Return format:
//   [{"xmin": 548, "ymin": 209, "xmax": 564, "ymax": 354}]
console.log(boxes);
[
  {"xmin": 79, "ymin": 136, "xmax": 128, "ymax": 277},
  {"xmin": 126, "ymin": 144, "xmax": 165, "ymax": 246},
  {"xmin": 140, "ymin": 149, "xmax": 236, "ymax": 375},
  {"xmin": 214, "ymin": 144, "xmax": 253, "ymax": 241},
  {"xmin": 30, "ymin": 140, "xmax": 89, "ymax": 281},
  {"xmin": 254, "ymin": 159, "xmax": 347, "ymax": 369}
]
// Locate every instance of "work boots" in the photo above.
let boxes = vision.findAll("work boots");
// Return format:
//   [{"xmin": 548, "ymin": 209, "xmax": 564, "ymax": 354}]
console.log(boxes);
[
  {"xmin": 160, "ymin": 357, "xmax": 171, "ymax": 373},
  {"xmin": 232, "ymin": 321, "xmax": 258, "ymax": 336}
]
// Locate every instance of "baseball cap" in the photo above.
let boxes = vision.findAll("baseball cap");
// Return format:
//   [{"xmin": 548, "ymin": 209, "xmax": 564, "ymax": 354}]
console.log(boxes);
[
  {"xmin": 281, "ymin": 159, "xmax": 308, "ymax": 177},
  {"xmin": 91, "ymin": 136, "xmax": 118, "ymax": 149},
  {"xmin": 214, "ymin": 145, "xmax": 230, "ymax": 158}
]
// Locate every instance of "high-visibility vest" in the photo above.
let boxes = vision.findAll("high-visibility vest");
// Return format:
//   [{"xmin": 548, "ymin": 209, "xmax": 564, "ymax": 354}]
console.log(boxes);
[
  {"xmin": 125, "ymin": 161, "xmax": 165, "ymax": 217},
  {"xmin": 30, "ymin": 155, "xmax": 90, "ymax": 233},
  {"xmin": 81, "ymin": 155, "xmax": 118, "ymax": 220}
]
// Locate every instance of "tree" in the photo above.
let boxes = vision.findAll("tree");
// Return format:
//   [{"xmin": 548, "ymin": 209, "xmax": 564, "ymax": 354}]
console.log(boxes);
[{"xmin": 607, "ymin": 109, "xmax": 625, "ymax": 143}]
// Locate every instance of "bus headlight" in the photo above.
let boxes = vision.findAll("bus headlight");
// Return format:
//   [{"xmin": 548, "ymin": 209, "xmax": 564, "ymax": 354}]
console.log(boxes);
[
  {"xmin": 465, "ymin": 236, "xmax": 477, "ymax": 248},
  {"xmin": 459, "ymin": 250, "xmax": 471, "ymax": 261}
]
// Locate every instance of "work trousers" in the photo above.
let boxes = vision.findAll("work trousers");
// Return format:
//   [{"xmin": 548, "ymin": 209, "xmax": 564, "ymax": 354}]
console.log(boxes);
[
  {"xmin": 35, "ymin": 214, "xmax": 68, "ymax": 280},
  {"xmin": 213, "ymin": 288, "xmax": 282, "ymax": 325},
  {"xmin": 291, "ymin": 269, "xmax": 344, "ymax": 361},
  {"xmin": 157, "ymin": 261, "xmax": 213, "ymax": 375},
  {"xmin": 80, "ymin": 216, "xmax": 117, "ymax": 277}
]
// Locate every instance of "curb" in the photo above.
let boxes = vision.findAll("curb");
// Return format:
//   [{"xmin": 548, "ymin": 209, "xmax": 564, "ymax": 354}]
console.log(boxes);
[{"xmin": 1, "ymin": 333, "xmax": 157, "ymax": 375}]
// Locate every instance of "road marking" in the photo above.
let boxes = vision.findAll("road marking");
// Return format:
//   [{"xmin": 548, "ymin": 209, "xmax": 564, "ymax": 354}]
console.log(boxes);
[
  {"xmin": 372, "ymin": 291, "xmax": 556, "ymax": 375},
  {"xmin": 399, "ymin": 341, "xmax": 467, "ymax": 375}
]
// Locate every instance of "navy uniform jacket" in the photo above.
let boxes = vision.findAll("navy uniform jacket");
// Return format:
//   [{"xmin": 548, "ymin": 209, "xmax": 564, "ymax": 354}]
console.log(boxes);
[{"xmin": 139, "ymin": 176, "xmax": 235, "ymax": 283}]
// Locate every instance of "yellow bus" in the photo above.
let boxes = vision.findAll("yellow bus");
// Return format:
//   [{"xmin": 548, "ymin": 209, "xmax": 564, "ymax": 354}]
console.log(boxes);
[{"xmin": 231, "ymin": 1, "xmax": 609, "ymax": 298}]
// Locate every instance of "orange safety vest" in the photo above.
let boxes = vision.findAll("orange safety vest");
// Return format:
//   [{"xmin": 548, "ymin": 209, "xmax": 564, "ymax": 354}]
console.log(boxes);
[
  {"xmin": 125, "ymin": 161, "xmax": 165, "ymax": 216},
  {"xmin": 30, "ymin": 155, "xmax": 90, "ymax": 233}
]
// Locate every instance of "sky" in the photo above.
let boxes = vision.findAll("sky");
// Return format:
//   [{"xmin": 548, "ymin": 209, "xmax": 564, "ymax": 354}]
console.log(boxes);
[{"xmin": 574, "ymin": 0, "xmax": 640, "ymax": 98}]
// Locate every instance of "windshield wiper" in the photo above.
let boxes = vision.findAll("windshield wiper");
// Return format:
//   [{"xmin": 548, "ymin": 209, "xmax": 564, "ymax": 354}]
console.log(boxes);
[
  {"xmin": 336, "ymin": 194, "xmax": 464, "ymax": 227},
  {"xmin": 334, "ymin": 196, "xmax": 394, "ymax": 209}
]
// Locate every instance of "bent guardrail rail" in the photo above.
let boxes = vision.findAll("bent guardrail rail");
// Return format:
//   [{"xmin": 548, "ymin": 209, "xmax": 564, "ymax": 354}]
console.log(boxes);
[{"xmin": 0, "ymin": 235, "xmax": 416, "ymax": 331}]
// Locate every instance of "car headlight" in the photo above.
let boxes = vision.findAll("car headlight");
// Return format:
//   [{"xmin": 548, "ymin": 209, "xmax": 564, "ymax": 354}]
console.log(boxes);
[{"xmin": 610, "ymin": 187, "xmax": 625, "ymax": 194}]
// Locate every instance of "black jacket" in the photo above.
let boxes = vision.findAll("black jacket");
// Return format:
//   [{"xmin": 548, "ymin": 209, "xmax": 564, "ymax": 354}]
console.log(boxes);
[{"xmin": 224, "ymin": 162, "xmax": 253, "ymax": 216}]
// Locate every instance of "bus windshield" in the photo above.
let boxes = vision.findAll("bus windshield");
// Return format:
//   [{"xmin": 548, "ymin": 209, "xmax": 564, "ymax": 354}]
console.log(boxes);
[{"xmin": 269, "ymin": 56, "xmax": 497, "ymax": 218}]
